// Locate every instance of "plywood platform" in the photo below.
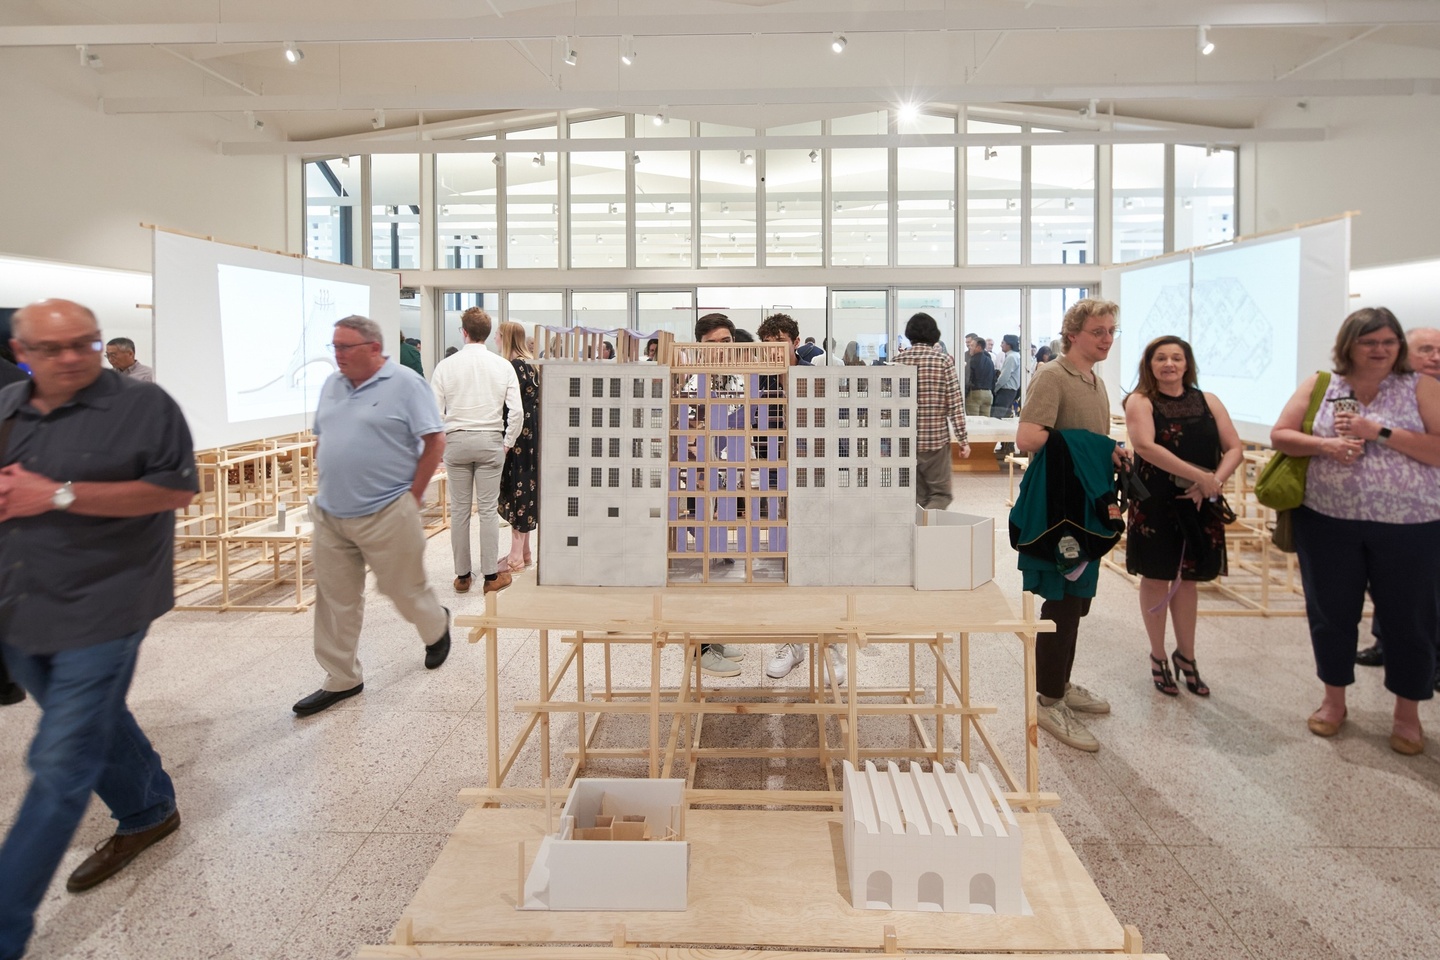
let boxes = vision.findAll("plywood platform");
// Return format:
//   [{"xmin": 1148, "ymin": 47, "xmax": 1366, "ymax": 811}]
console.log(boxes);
[{"xmin": 376, "ymin": 807, "xmax": 1130, "ymax": 956}]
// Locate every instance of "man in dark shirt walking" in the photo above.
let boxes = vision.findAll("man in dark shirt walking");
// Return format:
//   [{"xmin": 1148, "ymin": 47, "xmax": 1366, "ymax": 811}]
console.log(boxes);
[{"xmin": 0, "ymin": 299, "xmax": 198, "ymax": 960}]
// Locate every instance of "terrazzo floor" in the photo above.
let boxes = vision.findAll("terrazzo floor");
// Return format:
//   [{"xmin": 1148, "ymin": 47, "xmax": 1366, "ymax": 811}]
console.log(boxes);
[{"xmin": 2, "ymin": 472, "xmax": 1437, "ymax": 960}]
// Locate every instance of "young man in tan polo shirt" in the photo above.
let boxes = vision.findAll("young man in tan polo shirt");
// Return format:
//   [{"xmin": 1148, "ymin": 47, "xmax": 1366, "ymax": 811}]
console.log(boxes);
[{"xmin": 1015, "ymin": 299, "xmax": 1129, "ymax": 752}]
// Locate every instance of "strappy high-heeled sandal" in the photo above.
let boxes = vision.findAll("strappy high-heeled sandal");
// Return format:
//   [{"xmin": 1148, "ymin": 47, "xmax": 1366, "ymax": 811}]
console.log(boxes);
[
  {"xmin": 1151, "ymin": 654, "xmax": 1178, "ymax": 696},
  {"xmin": 1171, "ymin": 650, "xmax": 1210, "ymax": 697}
]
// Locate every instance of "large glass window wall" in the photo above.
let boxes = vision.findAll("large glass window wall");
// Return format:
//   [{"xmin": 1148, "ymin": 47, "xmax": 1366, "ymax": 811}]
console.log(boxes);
[{"xmin": 311, "ymin": 108, "xmax": 1240, "ymax": 275}]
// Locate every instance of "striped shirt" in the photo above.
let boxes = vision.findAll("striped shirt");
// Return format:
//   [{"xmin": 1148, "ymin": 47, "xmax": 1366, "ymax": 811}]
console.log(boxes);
[{"xmin": 894, "ymin": 343, "xmax": 968, "ymax": 451}]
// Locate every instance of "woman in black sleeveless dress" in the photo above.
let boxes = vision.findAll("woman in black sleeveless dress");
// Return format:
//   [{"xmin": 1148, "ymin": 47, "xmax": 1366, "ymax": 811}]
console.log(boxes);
[
  {"xmin": 1123, "ymin": 336, "xmax": 1244, "ymax": 697},
  {"xmin": 498, "ymin": 321, "xmax": 539, "ymax": 571}
]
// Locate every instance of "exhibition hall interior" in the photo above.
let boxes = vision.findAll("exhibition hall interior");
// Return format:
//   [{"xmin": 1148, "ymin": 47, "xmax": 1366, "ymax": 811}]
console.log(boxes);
[{"xmin": 2, "ymin": 2, "xmax": 1440, "ymax": 959}]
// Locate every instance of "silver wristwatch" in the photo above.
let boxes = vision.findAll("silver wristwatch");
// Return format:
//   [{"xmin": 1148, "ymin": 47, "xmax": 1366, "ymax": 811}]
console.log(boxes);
[{"xmin": 51, "ymin": 481, "xmax": 76, "ymax": 511}]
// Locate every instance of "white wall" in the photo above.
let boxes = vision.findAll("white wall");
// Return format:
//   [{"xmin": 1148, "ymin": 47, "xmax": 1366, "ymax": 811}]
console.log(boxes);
[
  {"xmin": 1253, "ymin": 98, "xmax": 1440, "ymax": 270},
  {"xmin": 0, "ymin": 48, "xmax": 290, "ymax": 274},
  {"xmin": 1350, "ymin": 258, "xmax": 1440, "ymax": 331},
  {"xmin": 0, "ymin": 254, "xmax": 153, "ymax": 360}
]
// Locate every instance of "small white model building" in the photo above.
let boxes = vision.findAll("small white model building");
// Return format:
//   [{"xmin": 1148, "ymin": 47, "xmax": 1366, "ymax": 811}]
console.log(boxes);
[
  {"xmin": 519, "ymin": 778, "xmax": 687, "ymax": 911},
  {"xmin": 841, "ymin": 760, "xmax": 1027, "ymax": 915}
]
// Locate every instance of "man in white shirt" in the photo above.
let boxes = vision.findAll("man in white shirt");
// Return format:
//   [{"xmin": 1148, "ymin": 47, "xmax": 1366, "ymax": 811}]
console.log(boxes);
[{"xmin": 431, "ymin": 308, "xmax": 523, "ymax": 595}]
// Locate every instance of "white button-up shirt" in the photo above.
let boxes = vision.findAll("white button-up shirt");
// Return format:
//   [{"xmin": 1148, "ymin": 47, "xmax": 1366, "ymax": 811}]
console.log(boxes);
[{"xmin": 430, "ymin": 342, "xmax": 524, "ymax": 448}]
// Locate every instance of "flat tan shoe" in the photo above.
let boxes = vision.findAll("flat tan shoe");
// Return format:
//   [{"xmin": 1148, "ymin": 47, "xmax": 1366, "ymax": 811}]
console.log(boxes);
[
  {"xmin": 1390, "ymin": 728, "xmax": 1424, "ymax": 756},
  {"xmin": 1306, "ymin": 707, "xmax": 1346, "ymax": 738}
]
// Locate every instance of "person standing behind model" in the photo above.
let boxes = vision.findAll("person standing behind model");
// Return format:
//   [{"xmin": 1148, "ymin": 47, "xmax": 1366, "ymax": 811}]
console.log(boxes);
[
  {"xmin": 1122, "ymin": 336, "xmax": 1243, "ymax": 699},
  {"xmin": 496, "ymin": 320, "xmax": 539, "ymax": 573},
  {"xmin": 0, "ymin": 299, "xmax": 198, "ymax": 958},
  {"xmin": 894, "ymin": 312, "xmax": 971, "ymax": 511},
  {"xmin": 431, "ymin": 307, "xmax": 522, "ymax": 596},
  {"xmin": 104, "ymin": 337, "xmax": 154, "ymax": 382},
  {"xmin": 1015, "ymin": 299, "xmax": 1128, "ymax": 753},
  {"xmin": 292, "ymin": 315, "xmax": 452, "ymax": 718},
  {"xmin": 991, "ymin": 335, "xmax": 1022, "ymax": 418},
  {"xmin": 964, "ymin": 333, "xmax": 995, "ymax": 417},
  {"xmin": 1272, "ymin": 308, "xmax": 1440, "ymax": 755}
]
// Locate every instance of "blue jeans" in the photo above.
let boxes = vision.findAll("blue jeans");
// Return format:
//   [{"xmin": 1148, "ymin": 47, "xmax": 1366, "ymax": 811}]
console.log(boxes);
[{"xmin": 0, "ymin": 629, "xmax": 176, "ymax": 960}]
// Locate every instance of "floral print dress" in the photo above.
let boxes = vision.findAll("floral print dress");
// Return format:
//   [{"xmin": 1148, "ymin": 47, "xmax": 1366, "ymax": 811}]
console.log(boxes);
[{"xmin": 499, "ymin": 358, "xmax": 538, "ymax": 532}]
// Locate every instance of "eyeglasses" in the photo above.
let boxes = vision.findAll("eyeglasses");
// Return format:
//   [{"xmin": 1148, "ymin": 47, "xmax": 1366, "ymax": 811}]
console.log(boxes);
[
  {"xmin": 19, "ymin": 337, "xmax": 103, "ymax": 360},
  {"xmin": 1080, "ymin": 326, "xmax": 1119, "ymax": 339},
  {"xmin": 1355, "ymin": 337, "xmax": 1400, "ymax": 350},
  {"xmin": 327, "ymin": 341, "xmax": 377, "ymax": 354}
]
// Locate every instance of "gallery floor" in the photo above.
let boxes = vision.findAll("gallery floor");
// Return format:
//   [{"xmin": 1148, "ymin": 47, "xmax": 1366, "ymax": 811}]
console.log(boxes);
[{"xmin": 1, "ymin": 472, "xmax": 1437, "ymax": 960}]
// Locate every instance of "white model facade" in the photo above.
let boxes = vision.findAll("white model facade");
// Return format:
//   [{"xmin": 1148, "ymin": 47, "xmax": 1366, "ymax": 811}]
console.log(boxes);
[
  {"xmin": 841, "ymin": 760, "xmax": 1026, "ymax": 915},
  {"xmin": 520, "ymin": 778, "xmax": 688, "ymax": 911}
]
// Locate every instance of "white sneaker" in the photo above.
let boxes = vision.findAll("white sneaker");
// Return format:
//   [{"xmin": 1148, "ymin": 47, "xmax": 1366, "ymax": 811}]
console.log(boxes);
[
  {"xmin": 1064, "ymin": 682, "xmax": 1111, "ymax": 714},
  {"xmin": 700, "ymin": 648, "xmax": 741, "ymax": 677},
  {"xmin": 766, "ymin": 643, "xmax": 804, "ymax": 679},
  {"xmin": 823, "ymin": 644, "xmax": 847, "ymax": 687},
  {"xmin": 1037, "ymin": 699, "xmax": 1099, "ymax": 752},
  {"xmin": 717, "ymin": 644, "xmax": 746, "ymax": 661}
]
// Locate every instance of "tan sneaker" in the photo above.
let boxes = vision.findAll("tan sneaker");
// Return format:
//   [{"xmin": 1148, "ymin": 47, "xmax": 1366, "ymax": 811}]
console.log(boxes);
[
  {"xmin": 1038, "ymin": 699, "xmax": 1099, "ymax": 752},
  {"xmin": 1064, "ymin": 682, "xmax": 1110, "ymax": 714}
]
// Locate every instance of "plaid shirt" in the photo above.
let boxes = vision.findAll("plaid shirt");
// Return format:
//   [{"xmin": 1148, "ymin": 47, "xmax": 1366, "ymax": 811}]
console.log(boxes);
[{"xmin": 894, "ymin": 344, "xmax": 967, "ymax": 451}]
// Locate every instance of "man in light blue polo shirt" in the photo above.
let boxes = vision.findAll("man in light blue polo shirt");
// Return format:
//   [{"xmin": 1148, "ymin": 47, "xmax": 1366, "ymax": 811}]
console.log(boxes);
[{"xmin": 292, "ymin": 315, "xmax": 451, "ymax": 717}]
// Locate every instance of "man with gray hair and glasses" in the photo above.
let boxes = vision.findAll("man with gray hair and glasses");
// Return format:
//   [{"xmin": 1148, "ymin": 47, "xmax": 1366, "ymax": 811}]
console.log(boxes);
[
  {"xmin": 293, "ymin": 315, "xmax": 452, "ymax": 717},
  {"xmin": 104, "ymin": 337, "xmax": 154, "ymax": 382}
]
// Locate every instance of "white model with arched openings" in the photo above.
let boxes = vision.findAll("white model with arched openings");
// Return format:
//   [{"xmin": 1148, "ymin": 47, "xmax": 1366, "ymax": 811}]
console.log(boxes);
[{"xmin": 841, "ymin": 759, "xmax": 1028, "ymax": 915}]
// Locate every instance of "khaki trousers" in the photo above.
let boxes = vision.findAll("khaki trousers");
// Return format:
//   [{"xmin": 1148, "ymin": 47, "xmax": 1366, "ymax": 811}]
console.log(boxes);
[
  {"xmin": 965, "ymin": 390, "xmax": 993, "ymax": 417},
  {"xmin": 311, "ymin": 494, "xmax": 448, "ymax": 691},
  {"xmin": 445, "ymin": 429, "xmax": 507, "ymax": 579},
  {"xmin": 915, "ymin": 445, "xmax": 954, "ymax": 511}
]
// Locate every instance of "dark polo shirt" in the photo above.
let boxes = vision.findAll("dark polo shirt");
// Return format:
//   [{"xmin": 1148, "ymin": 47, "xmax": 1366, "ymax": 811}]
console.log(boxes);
[{"xmin": 0, "ymin": 370, "xmax": 198, "ymax": 655}]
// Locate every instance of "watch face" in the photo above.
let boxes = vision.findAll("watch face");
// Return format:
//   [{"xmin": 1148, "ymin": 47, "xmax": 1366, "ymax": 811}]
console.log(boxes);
[{"xmin": 52, "ymin": 484, "xmax": 75, "ymax": 509}]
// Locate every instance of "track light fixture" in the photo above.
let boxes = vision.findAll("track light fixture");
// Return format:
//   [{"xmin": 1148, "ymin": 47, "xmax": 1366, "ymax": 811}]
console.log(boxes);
[
  {"xmin": 721, "ymin": 202, "xmax": 729, "ymax": 213},
  {"xmin": 653, "ymin": 111, "xmax": 667, "ymax": 126},
  {"xmin": 244, "ymin": 111, "xmax": 264, "ymax": 131},
  {"xmin": 777, "ymin": 202, "xmax": 786, "ymax": 213},
  {"xmin": 740, "ymin": 151, "xmax": 754, "ymax": 166},
  {"xmin": 284, "ymin": 42, "xmax": 304, "ymax": 64},
  {"xmin": 666, "ymin": 203, "xmax": 675, "ymax": 214},
  {"xmin": 491, "ymin": 154, "xmax": 502, "ymax": 166},
  {"xmin": 621, "ymin": 36, "xmax": 636, "ymax": 65},
  {"xmin": 563, "ymin": 39, "xmax": 578, "ymax": 66},
  {"xmin": 78, "ymin": 45, "xmax": 103, "ymax": 68},
  {"xmin": 1198, "ymin": 25, "xmax": 1214, "ymax": 55},
  {"xmin": 1079, "ymin": 98, "xmax": 1098, "ymax": 118},
  {"xmin": 631, "ymin": 152, "xmax": 641, "ymax": 164},
  {"xmin": 371, "ymin": 108, "xmax": 385, "ymax": 130},
  {"xmin": 984, "ymin": 147, "xmax": 998, "ymax": 160},
  {"xmin": 897, "ymin": 102, "xmax": 919, "ymax": 124},
  {"xmin": 831, "ymin": 34, "xmax": 847, "ymax": 53},
  {"xmin": 808, "ymin": 149, "xmax": 819, "ymax": 163},
  {"xmin": 531, "ymin": 153, "xmax": 545, "ymax": 167}
]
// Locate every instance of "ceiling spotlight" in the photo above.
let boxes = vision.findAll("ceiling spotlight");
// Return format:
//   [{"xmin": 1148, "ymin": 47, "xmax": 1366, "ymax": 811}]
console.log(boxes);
[
  {"xmin": 808, "ymin": 149, "xmax": 819, "ymax": 163},
  {"xmin": 491, "ymin": 154, "xmax": 502, "ymax": 166},
  {"xmin": 653, "ymin": 111, "xmax": 667, "ymax": 126},
  {"xmin": 563, "ymin": 39, "xmax": 578, "ymax": 66},
  {"xmin": 1079, "ymin": 98, "xmax": 1098, "ymax": 118},
  {"xmin": 371, "ymin": 108, "xmax": 386, "ymax": 130},
  {"xmin": 831, "ymin": 34, "xmax": 847, "ymax": 53},
  {"xmin": 284, "ymin": 42, "xmax": 304, "ymax": 64},
  {"xmin": 666, "ymin": 203, "xmax": 675, "ymax": 214},
  {"xmin": 1065, "ymin": 198, "xmax": 1076, "ymax": 210},
  {"xmin": 728, "ymin": 233, "xmax": 736, "ymax": 242},
  {"xmin": 897, "ymin": 102, "xmax": 919, "ymax": 124},
  {"xmin": 1198, "ymin": 25, "xmax": 1214, "ymax": 56},
  {"xmin": 531, "ymin": 153, "xmax": 545, "ymax": 167},
  {"xmin": 78, "ymin": 45, "xmax": 103, "ymax": 68},
  {"xmin": 340, "ymin": 156, "xmax": 351, "ymax": 168},
  {"xmin": 740, "ymin": 151, "xmax": 754, "ymax": 165},
  {"xmin": 984, "ymin": 147, "xmax": 998, "ymax": 160},
  {"xmin": 1123, "ymin": 197, "xmax": 1135, "ymax": 209},
  {"xmin": 631, "ymin": 152, "xmax": 641, "ymax": 164},
  {"xmin": 609, "ymin": 203, "xmax": 618, "ymax": 215},
  {"xmin": 777, "ymin": 202, "xmax": 786, "ymax": 213},
  {"xmin": 834, "ymin": 201, "xmax": 843, "ymax": 211},
  {"xmin": 244, "ymin": 111, "xmax": 264, "ymax": 131},
  {"xmin": 721, "ymin": 202, "xmax": 729, "ymax": 213},
  {"xmin": 621, "ymin": 36, "xmax": 636, "ymax": 65},
  {"xmin": 1006, "ymin": 198, "xmax": 1018, "ymax": 210}
]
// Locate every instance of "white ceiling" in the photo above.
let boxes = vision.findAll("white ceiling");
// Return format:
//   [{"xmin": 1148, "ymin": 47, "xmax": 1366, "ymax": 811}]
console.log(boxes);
[{"xmin": 3, "ymin": 0, "xmax": 1438, "ymax": 146}]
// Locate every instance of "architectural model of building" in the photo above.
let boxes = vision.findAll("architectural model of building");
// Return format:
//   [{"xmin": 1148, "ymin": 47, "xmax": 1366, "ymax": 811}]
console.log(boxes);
[
  {"xmin": 537, "ymin": 340, "xmax": 921, "ymax": 587},
  {"xmin": 841, "ymin": 760, "xmax": 1026, "ymax": 915},
  {"xmin": 519, "ymin": 779, "xmax": 687, "ymax": 912}
]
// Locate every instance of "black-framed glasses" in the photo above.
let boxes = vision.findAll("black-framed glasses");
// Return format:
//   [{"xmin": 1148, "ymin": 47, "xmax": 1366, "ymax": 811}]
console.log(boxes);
[
  {"xmin": 327, "ymin": 341, "xmax": 377, "ymax": 354},
  {"xmin": 19, "ymin": 337, "xmax": 103, "ymax": 360}
]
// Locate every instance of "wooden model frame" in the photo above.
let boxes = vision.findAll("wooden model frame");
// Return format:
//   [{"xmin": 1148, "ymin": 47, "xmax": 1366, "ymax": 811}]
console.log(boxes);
[{"xmin": 456, "ymin": 581, "xmax": 1059, "ymax": 814}]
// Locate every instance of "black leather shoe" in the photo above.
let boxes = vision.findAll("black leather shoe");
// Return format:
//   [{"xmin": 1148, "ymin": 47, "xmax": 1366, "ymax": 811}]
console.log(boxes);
[
  {"xmin": 0, "ymin": 682, "xmax": 24, "ymax": 706},
  {"xmin": 425, "ymin": 608, "xmax": 451, "ymax": 670},
  {"xmin": 1355, "ymin": 643, "xmax": 1384, "ymax": 667},
  {"xmin": 292, "ymin": 684, "xmax": 363, "ymax": 716},
  {"xmin": 67, "ymin": 809, "xmax": 180, "ymax": 892}
]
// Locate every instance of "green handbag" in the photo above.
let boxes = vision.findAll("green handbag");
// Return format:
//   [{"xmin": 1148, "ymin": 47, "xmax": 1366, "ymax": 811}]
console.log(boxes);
[{"xmin": 1254, "ymin": 372, "xmax": 1331, "ymax": 511}]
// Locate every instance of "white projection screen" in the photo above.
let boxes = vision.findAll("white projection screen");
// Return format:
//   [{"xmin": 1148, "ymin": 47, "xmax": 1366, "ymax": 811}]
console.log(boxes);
[
  {"xmin": 1101, "ymin": 217, "xmax": 1351, "ymax": 444},
  {"xmin": 153, "ymin": 232, "xmax": 400, "ymax": 449}
]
